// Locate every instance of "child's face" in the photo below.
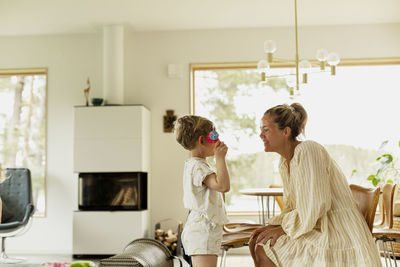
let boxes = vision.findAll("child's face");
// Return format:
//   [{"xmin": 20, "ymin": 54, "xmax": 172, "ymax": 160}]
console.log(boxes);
[{"xmin": 203, "ymin": 137, "xmax": 216, "ymax": 157}]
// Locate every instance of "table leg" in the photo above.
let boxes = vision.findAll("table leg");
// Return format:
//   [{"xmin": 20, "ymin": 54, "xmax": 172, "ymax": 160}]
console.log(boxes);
[
  {"xmin": 261, "ymin": 196, "xmax": 265, "ymax": 225},
  {"xmin": 257, "ymin": 196, "xmax": 261, "ymax": 225}
]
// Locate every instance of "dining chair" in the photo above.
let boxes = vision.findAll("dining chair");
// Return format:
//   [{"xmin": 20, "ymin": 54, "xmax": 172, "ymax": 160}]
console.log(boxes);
[
  {"xmin": 222, "ymin": 191, "xmax": 262, "ymax": 234},
  {"xmin": 372, "ymin": 183, "xmax": 398, "ymax": 267},
  {"xmin": 0, "ymin": 168, "xmax": 35, "ymax": 263},
  {"xmin": 219, "ymin": 231, "xmax": 254, "ymax": 267},
  {"xmin": 220, "ymin": 192, "xmax": 264, "ymax": 267},
  {"xmin": 349, "ymin": 184, "xmax": 380, "ymax": 232},
  {"xmin": 220, "ymin": 184, "xmax": 284, "ymax": 266},
  {"xmin": 375, "ymin": 185, "xmax": 387, "ymax": 228}
]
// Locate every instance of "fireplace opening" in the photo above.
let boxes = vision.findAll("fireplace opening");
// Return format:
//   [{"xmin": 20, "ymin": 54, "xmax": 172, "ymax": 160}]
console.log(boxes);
[{"xmin": 78, "ymin": 172, "xmax": 147, "ymax": 211}]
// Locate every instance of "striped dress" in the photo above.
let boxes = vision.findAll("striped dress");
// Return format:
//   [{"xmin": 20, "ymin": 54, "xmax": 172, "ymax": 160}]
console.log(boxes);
[{"xmin": 264, "ymin": 140, "xmax": 382, "ymax": 267}]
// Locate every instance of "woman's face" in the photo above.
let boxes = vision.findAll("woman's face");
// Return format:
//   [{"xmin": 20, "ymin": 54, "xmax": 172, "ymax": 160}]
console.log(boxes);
[{"xmin": 259, "ymin": 115, "xmax": 286, "ymax": 152}]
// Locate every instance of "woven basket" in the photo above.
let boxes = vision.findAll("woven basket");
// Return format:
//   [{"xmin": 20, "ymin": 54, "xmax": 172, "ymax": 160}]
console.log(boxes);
[
  {"xmin": 155, "ymin": 218, "xmax": 183, "ymax": 256},
  {"xmin": 99, "ymin": 238, "xmax": 181, "ymax": 267},
  {"xmin": 390, "ymin": 217, "xmax": 400, "ymax": 255}
]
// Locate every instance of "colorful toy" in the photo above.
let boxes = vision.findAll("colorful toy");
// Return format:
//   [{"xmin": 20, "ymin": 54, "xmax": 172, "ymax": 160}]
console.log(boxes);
[
  {"xmin": 207, "ymin": 130, "xmax": 219, "ymax": 143},
  {"xmin": 69, "ymin": 262, "xmax": 95, "ymax": 267}
]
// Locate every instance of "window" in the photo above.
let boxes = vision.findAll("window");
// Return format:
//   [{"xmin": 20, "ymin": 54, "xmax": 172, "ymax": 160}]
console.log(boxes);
[
  {"xmin": 191, "ymin": 59, "xmax": 400, "ymax": 214},
  {"xmin": 0, "ymin": 68, "xmax": 47, "ymax": 216}
]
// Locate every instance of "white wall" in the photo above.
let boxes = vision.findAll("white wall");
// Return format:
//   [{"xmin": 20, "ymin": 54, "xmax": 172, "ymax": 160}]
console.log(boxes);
[
  {"xmin": 0, "ymin": 34, "xmax": 103, "ymax": 253},
  {"xmin": 0, "ymin": 23, "xmax": 399, "ymax": 254}
]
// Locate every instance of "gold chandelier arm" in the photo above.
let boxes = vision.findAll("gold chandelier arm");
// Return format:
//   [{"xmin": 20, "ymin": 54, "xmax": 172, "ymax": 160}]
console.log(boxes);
[
  {"xmin": 294, "ymin": 0, "xmax": 300, "ymax": 91},
  {"xmin": 307, "ymin": 69, "xmax": 331, "ymax": 74},
  {"xmin": 265, "ymin": 73, "xmax": 296, "ymax": 79},
  {"xmin": 271, "ymin": 58, "xmax": 333, "ymax": 70},
  {"xmin": 258, "ymin": 0, "xmax": 338, "ymax": 93},
  {"xmin": 271, "ymin": 58, "xmax": 296, "ymax": 64}
]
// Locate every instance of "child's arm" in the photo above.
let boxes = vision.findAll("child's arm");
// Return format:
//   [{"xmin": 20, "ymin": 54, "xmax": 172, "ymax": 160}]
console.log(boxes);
[{"xmin": 203, "ymin": 141, "xmax": 230, "ymax": 193}]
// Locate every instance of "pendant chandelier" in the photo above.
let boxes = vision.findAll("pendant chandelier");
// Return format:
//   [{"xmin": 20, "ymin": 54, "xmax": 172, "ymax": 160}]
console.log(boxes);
[{"xmin": 257, "ymin": 0, "xmax": 340, "ymax": 97}]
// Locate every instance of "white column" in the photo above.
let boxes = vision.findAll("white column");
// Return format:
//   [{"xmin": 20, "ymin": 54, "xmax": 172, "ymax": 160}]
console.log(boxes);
[{"xmin": 103, "ymin": 25, "xmax": 124, "ymax": 105}]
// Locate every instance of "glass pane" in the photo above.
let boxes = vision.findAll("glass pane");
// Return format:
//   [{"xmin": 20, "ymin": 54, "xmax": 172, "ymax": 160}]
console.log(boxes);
[
  {"xmin": 78, "ymin": 172, "xmax": 147, "ymax": 210},
  {"xmin": 0, "ymin": 72, "xmax": 47, "ymax": 216}
]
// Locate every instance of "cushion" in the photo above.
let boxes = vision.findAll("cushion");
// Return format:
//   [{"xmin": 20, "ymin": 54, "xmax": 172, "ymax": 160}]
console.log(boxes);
[{"xmin": 1, "ymin": 199, "xmax": 13, "ymax": 223}]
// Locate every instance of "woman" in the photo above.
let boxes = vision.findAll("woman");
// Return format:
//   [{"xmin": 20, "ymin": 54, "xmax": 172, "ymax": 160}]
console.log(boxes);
[{"xmin": 249, "ymin": 103, "xmax": 381, "ymax": 267}]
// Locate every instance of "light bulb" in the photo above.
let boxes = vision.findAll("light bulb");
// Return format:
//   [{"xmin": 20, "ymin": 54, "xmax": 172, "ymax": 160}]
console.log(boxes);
[
  {"xmin": 327, "ymin": 52, "xmax": 340, "ymax": 75},
  {"xmin": 264, "ymin": 40, "xmax": 277, "ymax": 63},
  {"xmin": 299, "ymin": 60, "xmax": 312, "ymax": 83},
  {"xmin": 257, "ymin": 59, "xmax": 270, "ymax": 81},
  {"xmin": 299, "ymin": 60, "xmax": 312, "ymax": 72},
  {"xmin": 316, "ymin": 48, "xmax": 328, "ymax": 70},
  {"xmin": 327, "ymin": 52, "xmax": 340, "ymax": 65},
  {"xmin": 264, "ymin": 40, "xmax": 277, "ymax": 53},
  {"xmin": 286, "ymin": 75, "xmax": 297, "ymax": 91},
  {"xmin": 316, "ymin": 48, "xmax": 328, "ymax": 61},
  {"xmin": 289, "ymin": 87, "xmax": 295, "ymax": 97}
]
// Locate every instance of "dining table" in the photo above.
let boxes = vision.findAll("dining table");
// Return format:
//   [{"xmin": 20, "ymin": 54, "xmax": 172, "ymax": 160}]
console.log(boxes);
[{"xmin": 239, "ymin": 187, "xmax": 284, "ymax": 225}]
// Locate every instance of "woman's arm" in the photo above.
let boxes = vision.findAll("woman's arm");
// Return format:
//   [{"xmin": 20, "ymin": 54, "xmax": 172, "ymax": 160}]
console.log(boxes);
[{"xmin": 280, "ymin": 142, "xmax": 332, "ymax": 239}]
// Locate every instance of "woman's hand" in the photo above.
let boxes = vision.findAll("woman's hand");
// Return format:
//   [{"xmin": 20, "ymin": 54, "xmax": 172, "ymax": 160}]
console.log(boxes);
[
  {"xmin": 255, "ymin": 225, "xmax": 286, "ymax": 247},
  {"xmin": 249, "ymin": 225, "xmax": 279, "ymax": 243}
]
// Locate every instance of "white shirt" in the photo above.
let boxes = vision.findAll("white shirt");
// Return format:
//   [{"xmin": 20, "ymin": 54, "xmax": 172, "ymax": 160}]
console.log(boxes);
[{"xmin": 182, "ymin": 157, "xmax": 228, "ymax": 225}]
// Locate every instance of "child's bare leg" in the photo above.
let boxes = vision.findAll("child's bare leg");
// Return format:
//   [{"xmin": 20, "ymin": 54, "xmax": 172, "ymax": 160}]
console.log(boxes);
[
  {"xmin": 255, "ymin": 245, "xmax": 276, "ymax": 267},
  {"xmin": 191, "ymin": 254, "xmax": 218, "ymax": 267}
]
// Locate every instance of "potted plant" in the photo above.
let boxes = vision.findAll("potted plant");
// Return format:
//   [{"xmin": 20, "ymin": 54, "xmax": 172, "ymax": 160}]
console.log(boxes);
[{"xmin": 362, "ymin": 140, "xmax": 400, "ymax": 187}]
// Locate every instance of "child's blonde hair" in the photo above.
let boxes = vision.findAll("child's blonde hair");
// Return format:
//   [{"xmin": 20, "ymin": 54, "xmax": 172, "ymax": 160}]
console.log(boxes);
[{"xmin": 174, "ymin": 115, "xmax": 215, "ymax": 150}]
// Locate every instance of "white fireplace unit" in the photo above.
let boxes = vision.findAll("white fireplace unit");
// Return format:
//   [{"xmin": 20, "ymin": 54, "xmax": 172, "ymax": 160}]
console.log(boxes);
[{"xmin": 72, "ymin": 105, "xmax": 151, "ymax": 257}]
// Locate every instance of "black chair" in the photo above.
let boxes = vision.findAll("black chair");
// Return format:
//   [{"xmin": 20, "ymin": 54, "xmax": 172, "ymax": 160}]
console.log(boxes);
[{"xmin": 0, "ymin": 168, "xmax": 35, "ymax": 263}]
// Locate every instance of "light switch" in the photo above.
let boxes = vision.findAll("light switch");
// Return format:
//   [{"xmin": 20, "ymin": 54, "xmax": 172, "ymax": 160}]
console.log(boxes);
[{"xmin": 167, "ymin": 64, "xmax": 183, "ymax": 79}]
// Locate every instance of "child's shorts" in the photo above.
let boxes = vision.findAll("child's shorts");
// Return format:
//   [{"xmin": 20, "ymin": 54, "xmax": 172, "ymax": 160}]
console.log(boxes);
[{"xmin": 181, "ymin": 218, "xmax": 223, "ymax": 256}]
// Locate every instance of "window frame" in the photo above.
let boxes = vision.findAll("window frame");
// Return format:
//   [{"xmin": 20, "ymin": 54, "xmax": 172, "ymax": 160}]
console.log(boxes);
[
  {"xmin": 190, "ymin": 58, "xmax": 400, "ymax": 216},
  {"xmin": 0, "ymin": 67, "xmax": 48, "ymax": 217}
]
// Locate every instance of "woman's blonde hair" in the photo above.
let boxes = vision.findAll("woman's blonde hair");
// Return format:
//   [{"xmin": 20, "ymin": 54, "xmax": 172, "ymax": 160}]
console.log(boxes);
[
  {"xmin": 174, "ymin": 115, "xmax": 215, "ymax": 150},
  {"xmin": 264, "ymin": 103, "xmax": 308, "ymax": 141}
]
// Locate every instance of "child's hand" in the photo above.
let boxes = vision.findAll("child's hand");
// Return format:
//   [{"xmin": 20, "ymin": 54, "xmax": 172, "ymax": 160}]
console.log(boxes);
[{"xmin": 214, "ymin": 140, "xmax": 228, "ymax": 158}]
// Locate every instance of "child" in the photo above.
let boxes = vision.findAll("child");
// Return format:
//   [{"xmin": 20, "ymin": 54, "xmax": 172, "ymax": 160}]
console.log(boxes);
[{"xmin": 175, "ymin": 115, "xmax": 230, "ymax": 267}]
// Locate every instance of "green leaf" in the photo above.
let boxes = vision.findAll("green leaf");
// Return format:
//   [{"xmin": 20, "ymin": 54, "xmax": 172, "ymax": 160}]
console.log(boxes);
[
  {"xmin": 367, "ymin": 174, "xmax": 376, "ymax": 181},
  {"xmin": 379, "ymin": 140, "xmax": 389, "ymax": 150},
  {"xmin": 387, "ymin": 179, "xmax": 394, "ymax": 184},
  {"xmin": 398, "ymin": 140, "xmax": 400, "ymax": 148},
  {"xmin": 351, "ymin": 169, "xmax": 357, "ymax": 177},
  {"xmin": 377, "ymin": 164, "xmax": 390, "ymax": 176},
  {"xmin": 372, "ymin": 178, "xmax": 380, "ymax": 187},
  {"xmin": 377, "ymin": 154, "xmax": 393, "ymax": 164}
]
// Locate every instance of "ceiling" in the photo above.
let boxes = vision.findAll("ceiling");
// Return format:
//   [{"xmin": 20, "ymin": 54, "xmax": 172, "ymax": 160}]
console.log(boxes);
[{"xmin": 0, "ymin": 0, "xmax": 399, "ymax": 36}]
